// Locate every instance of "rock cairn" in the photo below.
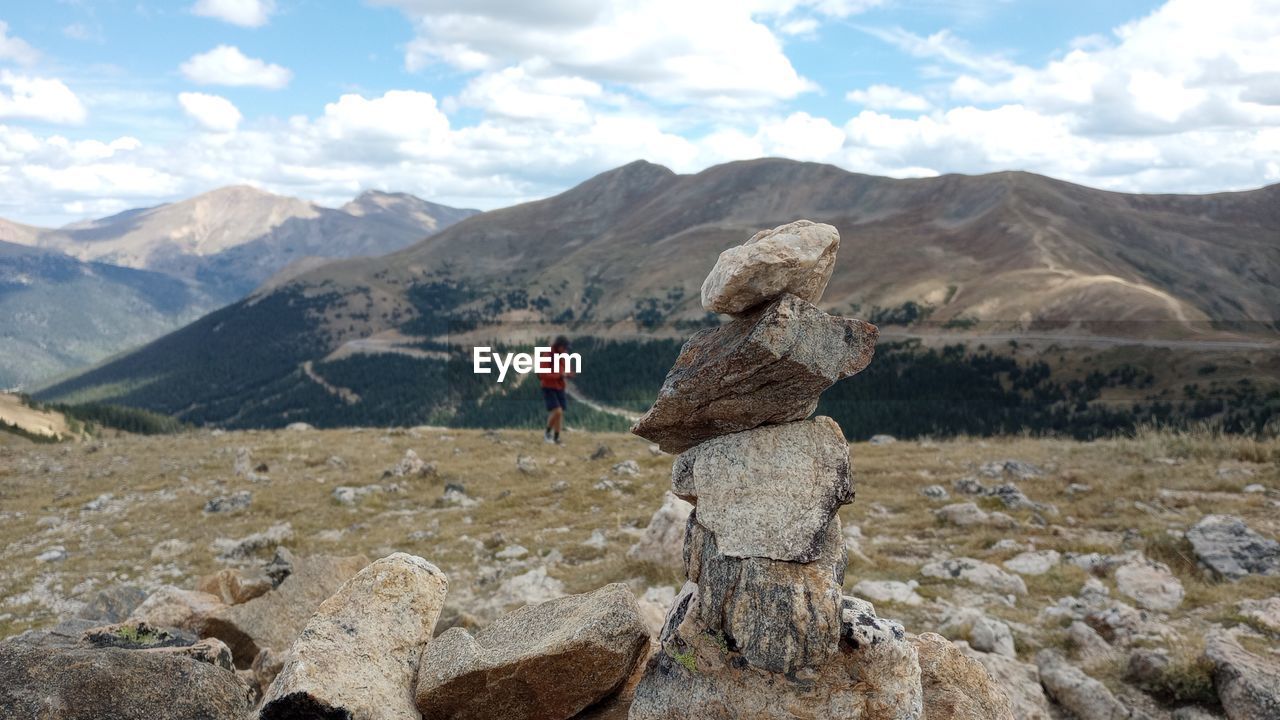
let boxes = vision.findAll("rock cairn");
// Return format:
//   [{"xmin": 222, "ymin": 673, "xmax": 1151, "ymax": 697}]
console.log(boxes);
[{"xmin": 628, "ymin": 220, "xmax": 1010, "ymax": 719}]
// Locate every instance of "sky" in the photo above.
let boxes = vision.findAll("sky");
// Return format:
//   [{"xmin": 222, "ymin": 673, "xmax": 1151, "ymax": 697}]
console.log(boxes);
[{"xmin": 1, "ymin": 0, "xmax": 1279, "ymax": 226}]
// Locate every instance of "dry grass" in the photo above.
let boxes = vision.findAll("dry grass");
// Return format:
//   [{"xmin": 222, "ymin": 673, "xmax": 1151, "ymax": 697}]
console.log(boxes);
[{"xmin": 1, "ymin": 425, "xmax": 1277, "ymax": 662}]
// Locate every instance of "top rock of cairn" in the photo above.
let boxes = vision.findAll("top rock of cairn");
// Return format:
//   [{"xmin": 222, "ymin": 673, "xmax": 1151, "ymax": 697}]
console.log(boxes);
[{"xmin": 701, "ymin": 219, "xmax": 840, "ymax": 315}]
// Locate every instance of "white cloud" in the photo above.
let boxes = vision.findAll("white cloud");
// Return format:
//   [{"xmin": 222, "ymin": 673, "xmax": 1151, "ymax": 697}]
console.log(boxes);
[
  {"xmin": 178, "ymin": 92, "xmax": 243, "ymax": 133},
  {"xmin": 191, "ymin": 0, "xmax": 276, "ymax": 28},
  {"xmin": 0, "ymin": 71, "xmax": 87, "ymax": 124},
  {"xmin": 180, "ymin": 45, "xmax": 292, "ymax": 89},
  {"xmin": 0, "ymin": 21, "xmax": 39, "ymax": 65},
  {"xmin": 847, "ymin": 84, "xmax": 932, "ymax": 111}
]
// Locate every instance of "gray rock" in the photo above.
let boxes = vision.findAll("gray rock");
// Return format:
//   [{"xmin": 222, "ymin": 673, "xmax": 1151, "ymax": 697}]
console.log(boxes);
[
  {"xmin": 940, "ymin": 607, "xmax": 1015, "ymax": 657},
  {"xmin": 681, "ymin": 515, "xmax": 847, "ymax": 675},
  {"xmin": 262, "ymin": 553, "xmax": 448, "ymax": 720},
  {"xmin": 852, "ymin": 579, "xmax": 924, "ymax": 606},
  {"xmin": 1036, "ymin": 650, "xmax": 1147, "ymax": 720},
  {"xmin": 631, "ymin": 293, "xmax": 877, "ymax": 453},
  {"xmin": 1186, "ymin": 514, "xmax": 1280, "ymax": 580},
  {"xmin": 920, "ymin": 484, "xmax": 949, "ymax": 500},
  {"xmin": 626, "ymin": 492, "xmax": 693, "ymax": 568},
  {"xmin": 920, "ymin": 557, "xmax": 1028, "ymax": 596},
  {"xmin": 1069, "ymin": 621, "xmax": 1115, "ymax": 666},
  {"xmin": 912, "ymin": 633, "xmax": 1014, "ymax": 719},
  {"xmin": 0, "ymin": 639, "xmax": 254, "ymax": 719},
  {"xmin": 869, "ymin": 434, "xmax": 898, "ymax": 445},
  {"xmin": 414, "ymin": 583, "xmax": 648, "ymax": 720},
  {"xmin": 1114, "ymin": 557, "xmax": 1184, "ymax": 611},
  {"xmin": 127, "ymin": 586, "xmax": 225, "ymax": 633},
  {"xmin": 1003, "ymin": 550, "xmax": 1061, "ymax": 576},
  {"xmin": 700, "ymin": 220, "xmax": 839, "ymax": 315},
  {"xmin": 204, "ymin": 490, "xmax": 251, "ymax": 513},
  {"xmin": 979, "ymin": 460, "xmax": 1044, "ymax": 480},
  {"xmin": 955, "ymin": 641, "xmax": 1053, "ymax": 720},
  {"xmin": 202, "ymin": 553, "xmax": 368, "ymax": 669},
  {"xmin": 1204, "ymin": 630, "xmax": 1280, "ymax": 720},
  {"xmin": 671, "ymin": 417, "xmax": 852, "ymax": 562},
  {"xmin": 1125, "ymin": 648, "xmax": 1169, "ymax": 687},
  {"xmin": 1236, "ymin": 596, "xmax": 1280, "ymax": 633},
  {"xmin": 935, "ymin": 502, "xmax": 1016, "ymax": 529}
]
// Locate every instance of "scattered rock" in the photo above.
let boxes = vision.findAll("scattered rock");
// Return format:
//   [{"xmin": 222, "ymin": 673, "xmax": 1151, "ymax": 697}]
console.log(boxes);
[
  {"xmin": 1036, "ymin": 649, "xmax": 1146, "ymax": 720},
  {"xmin": 921, "ymin": 557, "xmax": 1028, "ymax": 596},
  {"xmin": 1125, "ymin": 648, "xmax": 1169, "ymax": 687},
  {"xmin": 590, "ymin": 444, "xmax": 614, "ymax": 460},
  {"xmin": 626, "ymin": 492, "xmax": 693, "ymax": 568},
  {"xmin": 285, "ymin": 422, "xmax": 314, "ymax": 431},
  {"xmin": 76, "ymin": 585, "xmax": 148, "ymax": 624},
  {"xmin": 495, "ymin": 544, "xmax": 529, "ymax": 561},
  {"xmin": 415, "ymin": 583, "xmax": 648, "ymax": 720},
  {"xmin": 150, "ymin": 538, "xmax": 193, "ymax": 561},
  {"xmin": 1204, "ymin": 630, "xmax": 1280, "ymax": 720},
  {"xmin": 1003, "ymin": 550, "xmax": 1061, "ymax": 576},
  {"xmin": 935, "ymin": 502, "xmax": 1016, "ymax": 529},
  {"xmin": 1186, "ymin": 514, "xmax": 1280, "ymax": 580},
  {"xmin": 202, "ymin": 554, "xmax": 368, "ymax": 669},
  {"xmin": 332, "ymin": 484, "xmax": 383, "ymax": 505},
  {"xmin": 700, "ymin": 219, "xmax": 839, "ymax": 315},
  {"xmin": 852, "ymin": 579, "xmax": 924, "ymax": 606},
  {"xmin": 611, "ymin": 459, "xmax": 640, "ymax": 476},
  {"xmin": 441, "ymin": 484, "xmax": 478, "ymax": 508},
  {"xmin": 912, "ymin": 632, "xmax": 1014, "ymax": 719},
  {"xmin": 920, "ymin": 484, "xmax": 949, "ymax": 500},
  {"xmin": 211, "ymin": 522, "xmax": 294, "ymax": 561},
  {"xmin": 516, "ymin": 454, "xmax": 538, "ymax": 474},
  {"xmin": 955, "ymin": 641, "xmax": 1053, "ymax": 720},
  {"xmin": 204, "ymin": 490, "xmax": 251, "ymax": 513},
  {"xmin": 940, "ymin": 607, "xmax": 1015, "ymax": 657},
  {"xmin": 262, "ymin": 554, "xmax": 448, "ymax": 720},
  {"xmin": 1236, "ymin": 596, "xmax": 1280, "ymax": 633},
  {"xmin": 1069, "ymin": 621, "xmax": 1115, "ymax": 666},
  {"xmin": 979, "ymin": 460, "xmax": 1044, "ymax": 480},
  {"xmin": 869, "ymin": 434, "xmax": 897, "ymax": 445},
  {"xmin": 670, "ymin": 417, "xmax": 852, "ymax": 562},
  {"xmin": 36, "ymin": 546, "xmax": 67, "ymax": 563},
  {"xmin": 386, "ymin": 448, "xmax": 436, "ymax": 478},
  {"xmin": 1114, "ymin": 557, "xmax": 1185, "ymax": 611},
  {"xmin": 490, "ymin": 567, "xmax": 566, "ymax": 614},
  {"xmin": 630, "ymin": 293, "xmax": 877, "ymax": 453}
]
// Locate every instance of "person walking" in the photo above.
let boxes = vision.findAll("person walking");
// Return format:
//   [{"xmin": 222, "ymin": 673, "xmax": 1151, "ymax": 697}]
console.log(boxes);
[{"xmin": 539, "ymin": 336, "xmax": 573, "ymax": 444}]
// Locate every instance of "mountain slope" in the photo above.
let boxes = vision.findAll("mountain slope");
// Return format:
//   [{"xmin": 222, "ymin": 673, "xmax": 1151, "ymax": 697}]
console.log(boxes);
[
  {"xmin": 0, "ymin": 241, "xmax": 217, "ymax": 388},
  {"xmin": 6, "ymin": 186, "xmax": 480, "ymax": 300},
  {"xmin": 35, "ymin": 159, "xmax": 1280, "ymax": 427}
]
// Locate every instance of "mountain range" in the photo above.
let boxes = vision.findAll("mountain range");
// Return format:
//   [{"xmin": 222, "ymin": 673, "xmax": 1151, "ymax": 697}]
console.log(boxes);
[
  {"xmin": 0, "ymin": 188, "xmax": 476, "ymax": 388},
  {"xmin": 33, "ymin": 158, "xmax": 1280, "ymax": 429}
]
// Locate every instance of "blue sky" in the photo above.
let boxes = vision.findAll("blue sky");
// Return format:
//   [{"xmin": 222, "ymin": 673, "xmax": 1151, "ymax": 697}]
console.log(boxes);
[{"xmin": 2, "ymin": 0, "xmax": 1278, "ymax": 226}]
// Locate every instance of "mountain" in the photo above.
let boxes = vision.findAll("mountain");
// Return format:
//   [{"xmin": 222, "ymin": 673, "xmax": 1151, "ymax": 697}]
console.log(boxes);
[
  {"xmin": 0, "ymin": 188, "xmax": 478, "ymax": 387},
  {"xmin": 0, "ymin": 240, "xmax": 216, "ymax": 388},
  {"xmin": 34, "ymin": 159, "xmax": 1280, "ymax": 430},
  {"xmin": 4, "ymin": 186, "xmax": 479, "ymax": 300}
]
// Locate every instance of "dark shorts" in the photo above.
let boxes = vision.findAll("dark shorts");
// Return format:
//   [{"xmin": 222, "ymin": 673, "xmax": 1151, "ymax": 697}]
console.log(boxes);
[{"xmin": 543, "ymin": 388, "xmax": 568, "ymax": 411}]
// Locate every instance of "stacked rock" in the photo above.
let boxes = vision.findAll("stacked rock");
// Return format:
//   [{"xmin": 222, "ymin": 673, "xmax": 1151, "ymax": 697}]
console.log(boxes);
[{"xmin": 628, "ymin": 220, "xmax": 925, "ymax": 719}]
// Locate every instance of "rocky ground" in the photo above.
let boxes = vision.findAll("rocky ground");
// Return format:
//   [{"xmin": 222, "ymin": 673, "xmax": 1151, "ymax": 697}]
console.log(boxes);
[{"xmin": 1, "ymin": 425, "xmax": 1278, "ymax": 718}]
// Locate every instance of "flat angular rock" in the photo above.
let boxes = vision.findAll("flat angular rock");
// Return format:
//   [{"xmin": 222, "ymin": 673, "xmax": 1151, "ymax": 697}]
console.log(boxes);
[
  {"xmin": 0, "ymin": 640, "xmax": 254, "ymax": 720},
  {"xmin": 202, "ymin": 553, "xmax": 368, "ymax": 669},
  {"xmin": 632, "ymin": 294, "xmax": 877, "ymax": 453},
  {"xmin": 682, "ymin": 514, "xmax": 847, "ymax": 675},
  {"xmin": 1186, "ymin": 514, "xmax": 1279, "ymax": 580},
  {"xmin": 414, "ymin": 583, "xmax": 648, "ymax": 720},
  {"xmin": 1036, "ymin": 650, "xmax": 1146, "ymax": 720},
  {"xmin": 955, "ymin": 641, "xmax": 1053, "ymax": 720},
  {"xmin": 701, "ymin": 220, "xmax": 840, "ymax": 315},
  {"xmin": 126, "ymin": 586, "xmax": 225, "ymax": 633},
  {"xmin": 671, "ymin": 417, "xmax": 852, "ymax": 562},
  {"xmin": 262, "ymin": 553, "xmax": 448, "ymax": 720},
  {"xmin": 912, "ymin": 633, "xmax": 1014, "ymax": 720},
  {"xmin": 1204, "ymin": 630, "xmax": 1280, "ymax": 720},
  {"xmin": 1114, "ymin": 558, "xmax": 1184, "ymax": 611}
]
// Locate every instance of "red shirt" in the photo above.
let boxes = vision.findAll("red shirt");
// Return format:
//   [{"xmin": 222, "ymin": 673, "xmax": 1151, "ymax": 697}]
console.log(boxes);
[{"xmin": 538, "ymin": 345, "xmax": 569, "ymax": 390}]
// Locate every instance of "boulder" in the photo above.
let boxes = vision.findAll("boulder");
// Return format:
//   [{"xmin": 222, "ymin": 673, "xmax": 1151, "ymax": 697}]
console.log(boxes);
[
  {"xmin": 0, "ymin": 639, "xmax": 254, "ymax": 720},
  {"xmin": 126, "ymin": 586, "xmax": 225, "ymax": 633},
  {"xmin": 631, "ymin": 293, "xmax": 877, "ymax": 453},
  {"xmin": 935, "ymin": 502, "xmax": 1015, "ymax": 529},
  {"xmin": 700, "ymin": 220, "xmax": 839, "ymax": 315},
  {"xmin": 202, "ymin": 553, "xmax": 368, "ymax": 669},
  {"xmin": 852, "ymin": 579, "xmax": 925, "ymax": 607},
  {"xmin": 1003, "ymin": 550, "xmax": 1060, "ymax": 576},
  {"xmin": 912, "ymin": 633, "xmax": 1013, "ymax": 719},
  {"xmin": 955, "ymin": 641, "xmax": 1053, "ymax": 720},
  {"xmin": 1236, "ymin": 596, "xmax": 1280, "ymax": 633},
  {"xmin": 1114, "ymin": 558, "xmax": 1184, "ymax": 611},
  {"xmin": 76, "ymin": 585, "xmax": 148, "ymax": 624},
  {"xmin": 1204, "ymin": 630, "xmax": 1280, "ymax": 720},
  {"xmin": 670, "ymin": 417, "xmax": 852, "ymax": 562},
  {"xmin": 1186, "ymin": 515, "xmax": 1280, "ymax": 580},
  {"xmin": 626, "ymin": 492, "xmax": 693, "ymax": 568},
  {"xmin": 262, "ymin": 553, "xmax": 448, "ymax": 720},
  {"xmin": 920, "ymin": 558, "xmax": 1027, "ymax": 596},
  {"xmin": 414, "ymin": 583, "xmax": 648, "ymax": 720},
  {"xmin": 1036, "ymin": 650, "xmax": 1146, "ymax": 720},
  {"xmin": 940, "ymin": 608, "xmax": 1015, "ymax": 658}
]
